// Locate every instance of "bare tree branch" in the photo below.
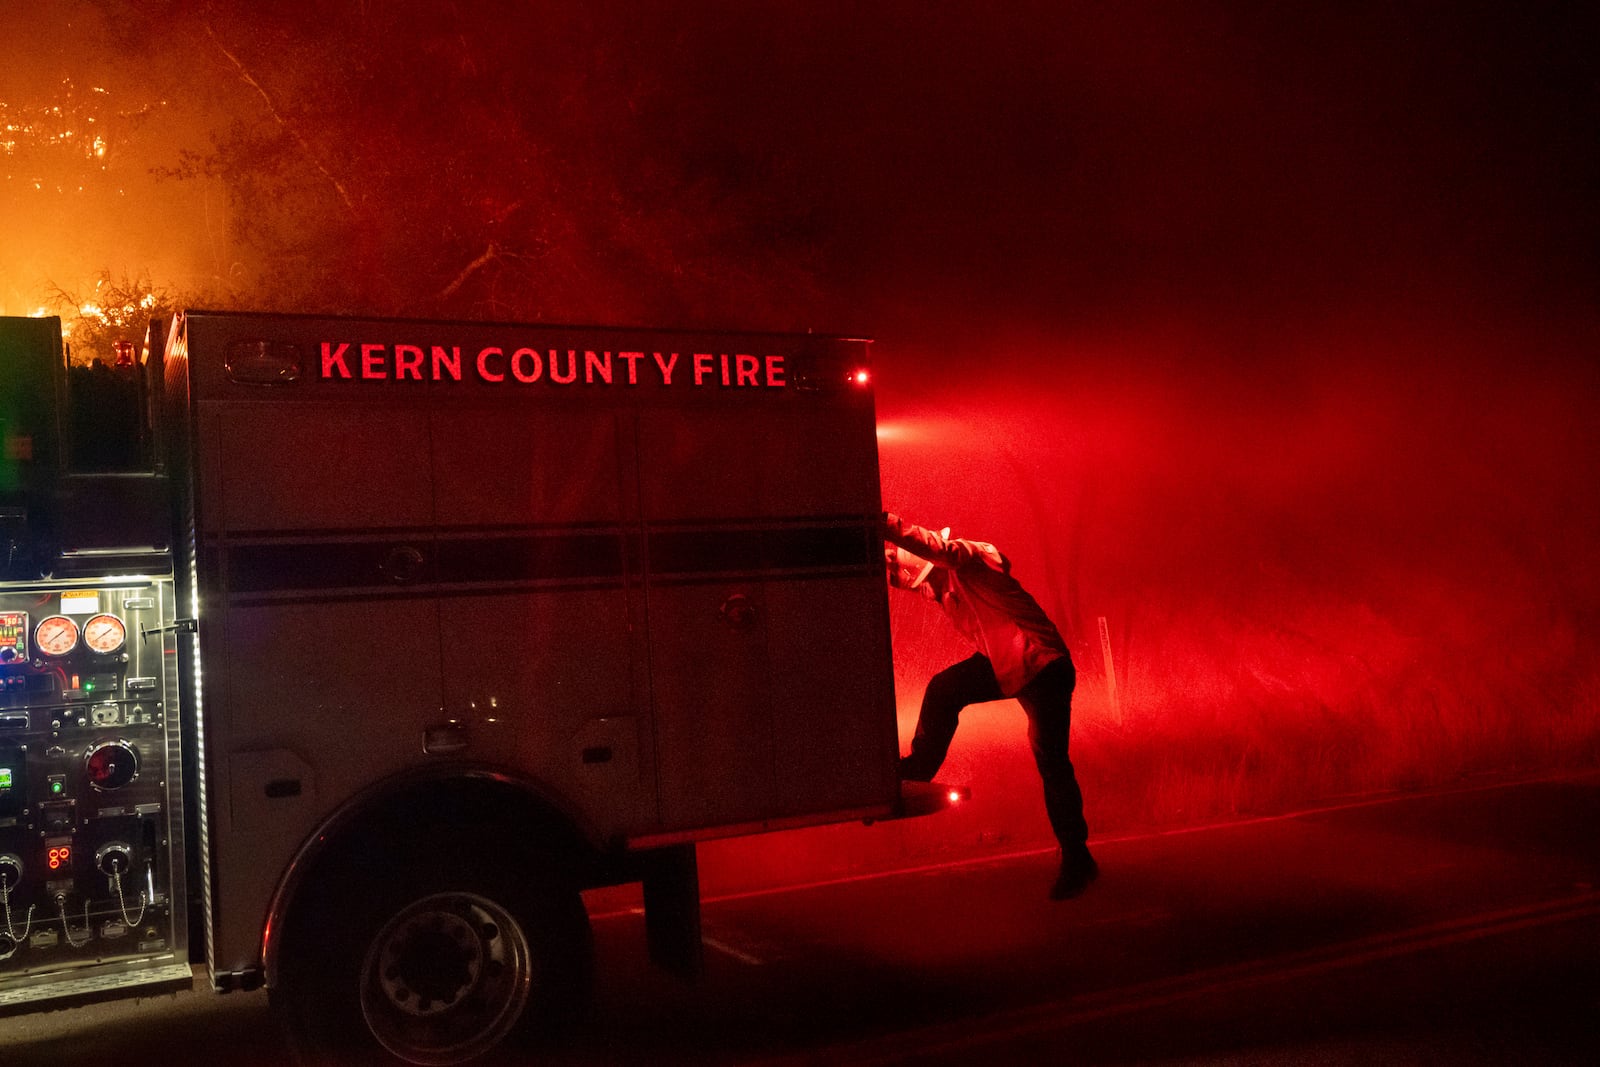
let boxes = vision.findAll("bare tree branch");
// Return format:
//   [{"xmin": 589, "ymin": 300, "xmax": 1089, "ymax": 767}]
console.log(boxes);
[
  {"xmin": 204, "ymin": 22, "xmax": 357, "ymax": 216},
  {"xmin": 438, "ymin": 243, "xmax": 498, "ymax": 300}
]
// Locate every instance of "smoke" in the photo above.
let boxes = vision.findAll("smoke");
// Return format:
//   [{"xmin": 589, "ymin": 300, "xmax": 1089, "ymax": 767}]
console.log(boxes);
[
  {"xmin": 3, "ymin": 2, "xmax": 1595, "ymax": 863},
  {"xmin": 869, "ymin": 303, "xmax": 1599, "ymax": 847}
]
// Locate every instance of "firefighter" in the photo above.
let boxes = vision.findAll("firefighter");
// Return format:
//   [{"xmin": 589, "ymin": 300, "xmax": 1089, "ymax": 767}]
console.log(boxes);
[{"xmin": 883, "ymin": 511, "xmax": 1097, "ymax": 900}]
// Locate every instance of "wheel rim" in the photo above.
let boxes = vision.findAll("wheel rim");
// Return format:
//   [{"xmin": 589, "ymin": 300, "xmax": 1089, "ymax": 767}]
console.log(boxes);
[{"xmin": 359, "ymin": 891, "xmax": 533, "ymax": 1065}]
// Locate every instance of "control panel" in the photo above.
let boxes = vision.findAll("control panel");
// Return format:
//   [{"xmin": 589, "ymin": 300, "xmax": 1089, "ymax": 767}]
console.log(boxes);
[{"xmin": 0, "ymin": 578, "xmax": 187, "ymax": 997}]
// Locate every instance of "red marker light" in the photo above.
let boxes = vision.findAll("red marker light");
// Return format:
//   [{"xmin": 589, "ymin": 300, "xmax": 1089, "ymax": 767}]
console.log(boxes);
[
  {"xmin": 948, "ymin": 790, "xmax": 963, "ymax": 804},
  {"xmin": 851, "ymin": 369, "xmax": 870, "ymax": 386}
]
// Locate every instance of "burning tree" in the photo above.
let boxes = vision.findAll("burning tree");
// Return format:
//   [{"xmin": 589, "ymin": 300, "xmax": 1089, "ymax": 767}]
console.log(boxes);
[
  {"xmin": 46, "ymin": 269, "xmax": 176, "ymax": 365},
  {"xmin": 0, "ymin": 76, "xmax": 158, "ymax": 187},
  {"xmin": 6, "ymin": 1, "xmax": 833, "ymax": 330},
  {"xmin": 95, "ymin": 1, "xmax": 828, "ymax": 328}
]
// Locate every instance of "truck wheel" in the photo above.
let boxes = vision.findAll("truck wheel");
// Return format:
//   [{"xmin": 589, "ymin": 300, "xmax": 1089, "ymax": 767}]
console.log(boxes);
[{"xmin": 272, "ymin": 847, "xmax": 591, "ymax": 1066}]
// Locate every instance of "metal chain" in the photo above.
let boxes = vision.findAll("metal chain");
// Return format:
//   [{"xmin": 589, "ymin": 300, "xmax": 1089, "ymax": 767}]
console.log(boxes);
[
  {"xmin": 112, "ymin": 868, "xmax": 148, "ymax": 927},
  {"xmin": 55, "ymin": 893, "xmax": 92, "ymax": 949},
  {"xmin": 1, "ymin": 877, "xmax": 34, "ymax": 942}
]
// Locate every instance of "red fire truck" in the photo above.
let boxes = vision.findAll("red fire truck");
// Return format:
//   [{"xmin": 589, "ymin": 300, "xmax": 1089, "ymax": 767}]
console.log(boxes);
[{"xmin": 0, "ymin": 310, "xmax": 940, "ymax": 1063}]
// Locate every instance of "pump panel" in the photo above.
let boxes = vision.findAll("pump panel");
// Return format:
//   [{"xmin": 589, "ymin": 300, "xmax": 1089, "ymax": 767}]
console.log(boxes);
[{"xmin": 0, "ymin": 577, "xmax": 189, "ymax": 1008}]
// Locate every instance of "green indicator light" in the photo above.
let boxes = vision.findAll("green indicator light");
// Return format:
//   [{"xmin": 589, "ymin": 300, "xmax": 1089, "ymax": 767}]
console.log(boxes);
[
  {"xmin": 50, "ymin": 779, "xmax": 63, "ymax": 794},
  {"xmin": 0, "ymin": 768, "xmax": 12, "ymax": 790}
]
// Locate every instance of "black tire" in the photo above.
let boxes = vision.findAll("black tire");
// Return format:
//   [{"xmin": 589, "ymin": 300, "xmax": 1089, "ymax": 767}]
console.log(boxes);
[{"xmin": 271, "ymin": 835, "xmax": 592, "ymax": 1066}]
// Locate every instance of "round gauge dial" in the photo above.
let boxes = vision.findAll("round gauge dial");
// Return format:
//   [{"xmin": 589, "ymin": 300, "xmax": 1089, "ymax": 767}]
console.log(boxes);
[
  {"xmin": 84, "ymin": 614, "xmax": 127, "ymax": 655},
  {"xmin": 34, "ymin": 615, "xmax": 80, "ymax": 657}
]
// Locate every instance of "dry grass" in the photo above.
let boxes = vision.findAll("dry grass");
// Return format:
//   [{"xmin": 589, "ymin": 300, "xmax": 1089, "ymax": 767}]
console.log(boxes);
[{"xmin": 1068, "ymin": 639, "xmax": 1600, "ymax": 836}]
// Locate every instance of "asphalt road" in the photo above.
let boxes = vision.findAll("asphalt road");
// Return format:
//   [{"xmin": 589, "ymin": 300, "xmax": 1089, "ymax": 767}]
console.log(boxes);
[{"xmin": 4, "ymin": 772, "xmax": 1597, "ymax": 1065}]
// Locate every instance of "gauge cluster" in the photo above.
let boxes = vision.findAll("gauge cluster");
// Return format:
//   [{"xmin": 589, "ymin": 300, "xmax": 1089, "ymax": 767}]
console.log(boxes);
[
  {"xmin": 0, "ymin": 580, "xmax": 184, "ymax": 989},
  {"xmin": 1, "ymin": 600, "xmax": 154, "ymax": 731}
]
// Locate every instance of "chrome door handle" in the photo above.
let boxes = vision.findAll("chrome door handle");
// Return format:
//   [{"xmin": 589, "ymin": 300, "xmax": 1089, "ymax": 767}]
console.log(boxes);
[
  {"xmin": 423, "ymin": 721, "xmax": 469, "ymax": 755},
  {"xmin": 380, "ymin": 545, "xmax": 426, "ymax": 584}
]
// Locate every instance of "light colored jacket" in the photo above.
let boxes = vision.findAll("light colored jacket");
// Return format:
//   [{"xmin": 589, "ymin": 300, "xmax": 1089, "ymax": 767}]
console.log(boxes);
[{"xmin": 884, "ymin": 513, "xmax": 1068, "ymax": 696}]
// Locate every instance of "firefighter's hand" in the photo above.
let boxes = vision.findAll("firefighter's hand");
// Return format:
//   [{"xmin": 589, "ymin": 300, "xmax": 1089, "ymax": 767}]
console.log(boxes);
[{"xmin": 884, "ymin": 546, "xmax": 906, "ymax": 589}]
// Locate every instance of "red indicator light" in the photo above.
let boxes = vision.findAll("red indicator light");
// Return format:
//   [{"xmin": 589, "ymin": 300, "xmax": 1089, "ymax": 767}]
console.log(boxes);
[
  {"xmin": 48, "ymin": 846, "xmax": 71, "ymax": 870},
  {"xmin": 851, "ymin": 369, "xmax": 870, "ymax": 386},
  {"xmin": 948, "ymin": 790, "xmax": 963, "ymax": 804}
]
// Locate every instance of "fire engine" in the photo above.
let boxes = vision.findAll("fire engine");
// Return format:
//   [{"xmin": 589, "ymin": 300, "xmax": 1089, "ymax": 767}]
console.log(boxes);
[{"xmin": 0, "ymin": 310, "xmax": 942, "ymax": 1063}]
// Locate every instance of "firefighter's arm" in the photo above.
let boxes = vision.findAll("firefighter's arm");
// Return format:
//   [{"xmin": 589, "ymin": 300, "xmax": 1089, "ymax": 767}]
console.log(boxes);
[{"xmin": 882, "ymin": 512, "xmax": 982, "ymax": 569}]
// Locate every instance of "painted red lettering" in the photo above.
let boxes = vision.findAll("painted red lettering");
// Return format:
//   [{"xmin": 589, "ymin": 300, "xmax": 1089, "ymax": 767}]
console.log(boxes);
[
  {"xmin": 585, "ymin": 350, "xmax": 612, "ymax": 384},
  {"xmin": 395, "ymin": 344, "xmax": 424, "ymax": 380},
  {"xmin": 321, "ymin": 342, "xmax": 352, "ymax": 378},
  {"xmin": 619, "ymin": 351, "xmax": 644, "ymax": 384},
  {"xmin": 433, "ymin": 346, "xmax": 461, "ymax": 380},
  {"xmin": 361, "ymin": 343, "xmax": 387, "ymax": 379},
  {"xmin": 477, "ymin": 346, "xmax": 505, "ymax": 382},
  {"xmin": 551, "ymin": 349, "xmax": 578, "ymax": 384},
  {"xmin": 511, "ymin": 347, "xmax": 542, "ymax": 383},
  {"xmin": 735, "ymin": 354, "xmax": 759, "ymax": 386},
  {"xmin": 653, "ymin": 352, "xmax": 678, "ymax": 385},
  {"xmin": 693, "ymin": 353, "xmax": 714, "ymax": 386},
  {"xmin": 765, "ymin": 355, "xmax": 786, "ymax": 387}
]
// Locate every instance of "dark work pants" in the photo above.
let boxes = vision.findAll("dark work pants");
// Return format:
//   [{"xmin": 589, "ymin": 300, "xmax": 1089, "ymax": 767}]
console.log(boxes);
[{"xmin": 902, "ymin": 653, "xmax": 1090, "ymax": 854}]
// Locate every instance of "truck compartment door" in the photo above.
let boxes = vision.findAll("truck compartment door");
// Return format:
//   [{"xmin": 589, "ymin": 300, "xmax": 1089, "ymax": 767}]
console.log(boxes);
[
  {"xmin": 637, "ymin": 405, "xmax": 890, "ymax": 831},
  {"xmin": 430, "ymin": 407, "xmax": 648, "ymax": 833},
  {"xmin": 200, "ymin": 402, "xmax": 444, "ymax": 977}
]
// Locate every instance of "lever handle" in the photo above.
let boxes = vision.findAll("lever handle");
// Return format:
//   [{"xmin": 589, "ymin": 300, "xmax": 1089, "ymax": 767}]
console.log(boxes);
[
  {"xmin": 423, "ymin": 721, "xmax": 469, "ymax": 755},
  {"xmin": 718, "ymin": 593, "xmax": 758, "ymax": 631},
  {"xmin": 380, "ymin": 545, "xmax": 427, "ymax": 584}
]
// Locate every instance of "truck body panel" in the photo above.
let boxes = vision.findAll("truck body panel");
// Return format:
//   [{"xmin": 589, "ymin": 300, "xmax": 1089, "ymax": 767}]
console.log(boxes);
[{"xmin": 0, "ymin": 309, "xmax": 899, "ymax": 1019}]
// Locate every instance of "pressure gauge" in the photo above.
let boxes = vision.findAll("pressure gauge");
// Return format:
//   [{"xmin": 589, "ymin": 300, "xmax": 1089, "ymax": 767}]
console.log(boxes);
[
  {"xmin": 34, "ymin": 616, "xmax": 80, "ymax": 657},
  {"xmin": 84, "ymin": 614, "xmax": 127, "ymax": 655}
]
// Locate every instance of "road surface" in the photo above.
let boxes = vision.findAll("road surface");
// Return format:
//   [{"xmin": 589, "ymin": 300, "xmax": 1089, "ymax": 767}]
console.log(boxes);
[{"xmin": 3, "ymin": 772, "xmax": 1597, "ymax": 1065}]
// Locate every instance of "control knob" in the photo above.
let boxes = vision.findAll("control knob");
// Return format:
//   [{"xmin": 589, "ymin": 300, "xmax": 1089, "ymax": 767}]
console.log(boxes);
[
  {"xmin": 85, "ymin": 741, "xmax": 140, "ymax": 790},
  {"xmin": 0, "ymin": 853, "xmax": 21, "ymax": 891},
  {"xmin": 95, "ymin": 842, "xmax": 134, "ymax": 877}
]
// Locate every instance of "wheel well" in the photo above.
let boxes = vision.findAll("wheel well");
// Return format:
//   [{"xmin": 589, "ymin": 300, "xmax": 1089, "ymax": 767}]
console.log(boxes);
[{"xmin": 264, "ymin": 772, "xmax": 594, "ymax": 987}]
